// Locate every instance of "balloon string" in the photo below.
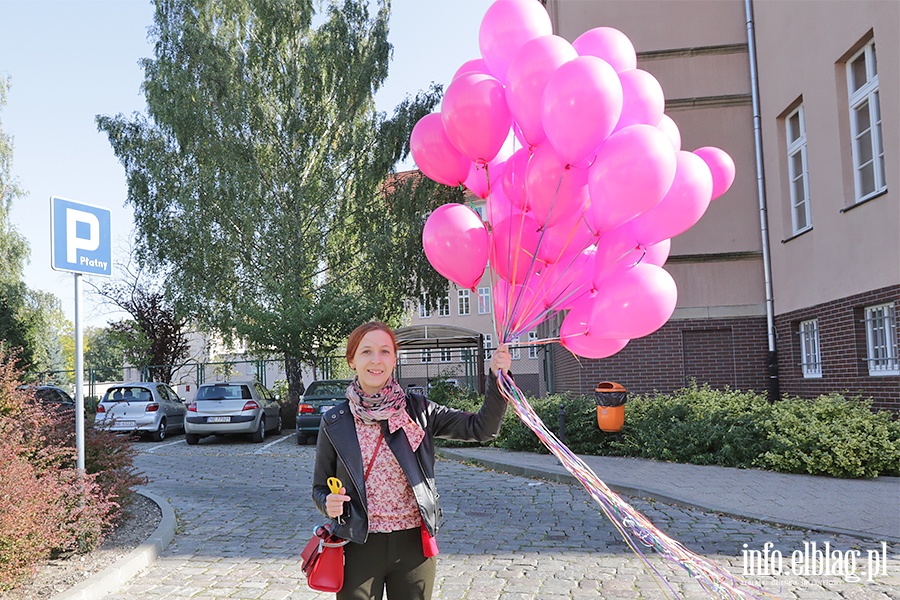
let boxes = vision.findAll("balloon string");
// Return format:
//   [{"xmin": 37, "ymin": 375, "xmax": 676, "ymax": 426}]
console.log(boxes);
[{"xmin": 495, "ymin": 372, "xmax": 776, "ymax": 600}]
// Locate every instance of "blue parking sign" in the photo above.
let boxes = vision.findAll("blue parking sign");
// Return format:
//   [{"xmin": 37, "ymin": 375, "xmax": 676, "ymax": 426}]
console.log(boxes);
[{"xmin": 50, "ymin": 196, "xmax": 112, "ymax": 276}]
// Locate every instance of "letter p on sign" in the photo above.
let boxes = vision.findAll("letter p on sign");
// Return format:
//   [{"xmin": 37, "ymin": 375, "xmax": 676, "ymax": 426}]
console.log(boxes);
[
  {"xmin": 66, "ymin": 208, "xmax": 100, "ymax": 263},
  {"xmin": 51, "ymin": 196, "xmax": 112, "ymax": 277}
]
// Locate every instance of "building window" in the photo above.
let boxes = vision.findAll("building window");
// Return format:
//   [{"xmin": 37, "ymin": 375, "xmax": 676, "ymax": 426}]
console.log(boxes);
[
  {"xmin": 847, "ymin": 39, "xmax": 885, "ymax": 203},
  {"xmin": 798, "ymin": 319, "xmax": 821, "ymax": 378},
  {"xmin": 458, "ymin": 289, "xmax": 471, "ymax": 316},
  {"xmin": 421, "ymin": 349, "xmax": 432, "ymax": 364},
  {"xmin": 484, "ymin": 334, "xmax": 493, "ymax": 360},
  {"xmin": 528, "ymin": 331, "xmax": 539, "ymax": 359},
  {"xmin": 440, "ymin": 348, "xmax": 452, "ymax": 362},
  {"xmin": 786, "ymin": 104, "xmax": 811, "ymax": 234},
  {"xmin": 478, "ymin": 286, "xmax": 492, "ymax": 314},
  {"xmin": 438, "ymin": 295, "xmax": 450, "ymax": 317},
  {"xmin": 511, "ymin": 337, "xmax": 521, "ymax": 360},
  {"xmin": 864, "ymin": 303, "xmax": 898, "ymax": 376},
  {"xmin": 419, "ymin": 296, "xmax": 431, "ymax": 319},
  {"xmin": 399, "ymin": 350, "xmax": 409, "ymax": 365}
]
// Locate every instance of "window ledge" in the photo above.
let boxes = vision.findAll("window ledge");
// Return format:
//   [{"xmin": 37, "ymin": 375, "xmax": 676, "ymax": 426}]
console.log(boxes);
[
  {"xmin": 781, "ymin": 227, "xmax": 813, "ymax": 244},
  {"xmin": 840, "ymin": 188, "xmax": 889, "ymax": 213}
]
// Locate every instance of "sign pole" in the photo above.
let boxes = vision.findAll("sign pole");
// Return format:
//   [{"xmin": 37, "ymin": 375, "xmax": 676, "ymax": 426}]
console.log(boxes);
[{"xmin": 74, "ymin": 272, "xmax": 85, "ymax": 472}]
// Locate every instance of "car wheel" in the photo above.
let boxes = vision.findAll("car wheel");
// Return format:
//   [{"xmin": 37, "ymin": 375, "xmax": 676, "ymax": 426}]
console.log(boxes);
[
  {"xmin": 152, "ymin": 419, "xmax": 167, "ymax": 442},
  {"xmin": 297, "ymin": 433, "xmax": 307, "ymax": 445},
  {"xmin": 185, "ymin": 433, "xmax": 200, "ymax": 445},
  {"xmin": 251, "ymin": 418, "xmax": 266, "ymax": 443},
  {"xmin": 275, "ymin": 414, "xmax": 283, "ymax": 435}
]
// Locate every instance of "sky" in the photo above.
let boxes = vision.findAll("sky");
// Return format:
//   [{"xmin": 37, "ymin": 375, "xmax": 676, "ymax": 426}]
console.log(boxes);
[{"xmin": 0, "ymin": 0, "xmax": 494, "ymax": 327}]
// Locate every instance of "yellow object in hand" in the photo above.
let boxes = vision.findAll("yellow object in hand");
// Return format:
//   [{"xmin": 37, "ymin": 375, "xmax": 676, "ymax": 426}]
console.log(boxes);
[{"xmin": 327, "ymin": 477, "xmax": 342, "ymax": 495}]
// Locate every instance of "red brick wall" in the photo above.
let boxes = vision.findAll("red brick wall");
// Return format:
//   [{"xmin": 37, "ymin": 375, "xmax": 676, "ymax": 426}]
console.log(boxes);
[
  {"xmin": 551, "ymin": 316, "xmax": 770, "ymax": 397},
  {"xmin": 775, "ymin": 285, "xmax": 899, "ymax": 412}
]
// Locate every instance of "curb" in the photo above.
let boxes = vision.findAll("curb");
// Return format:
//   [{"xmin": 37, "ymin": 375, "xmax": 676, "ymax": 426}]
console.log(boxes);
[
  {"xmin": 51, "ymin": 490, "xmax": 177, "ymax": 600},
  {"xmin": 436, "ymin": 447, "xmax": 900, "ymax": 544}
]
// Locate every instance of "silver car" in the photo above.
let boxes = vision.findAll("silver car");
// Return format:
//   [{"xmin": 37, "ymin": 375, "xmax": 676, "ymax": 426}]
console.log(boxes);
[
  {"xmin": 93, "ymin": 382, "xmax": 187, "ymax": 441},
  {"xmin": 184, "ymin": 380, "xmax": 282, "ymax": 445}
]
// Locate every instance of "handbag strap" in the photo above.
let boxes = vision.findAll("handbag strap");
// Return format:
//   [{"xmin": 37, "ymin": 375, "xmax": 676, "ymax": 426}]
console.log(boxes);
[{"xmin": 364, "ymin": 432, "xmax": 384, "ymax": 482}]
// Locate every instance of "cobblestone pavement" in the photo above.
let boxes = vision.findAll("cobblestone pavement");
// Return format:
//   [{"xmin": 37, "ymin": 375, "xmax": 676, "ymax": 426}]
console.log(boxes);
[{"xmin": 111, "ymin": 434, "xmax": 900, "ymax": 600}]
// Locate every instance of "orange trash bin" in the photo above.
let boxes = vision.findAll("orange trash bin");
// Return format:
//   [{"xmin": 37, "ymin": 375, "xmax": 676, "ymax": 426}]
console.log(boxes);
[{"xmin": 595, "ymin": 381, "xmax": 627, "ymax": 432}]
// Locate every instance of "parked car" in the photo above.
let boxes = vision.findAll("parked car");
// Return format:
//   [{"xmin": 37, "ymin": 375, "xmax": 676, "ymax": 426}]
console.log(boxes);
[
  {"xmin": 296, "ymin": 379, "xmax": 351, "ymax": 445},
  {"xmin": 185, "ymin": 380, "xmax": 282, "ymax": 445},
  {"xmin": 93, "ymin": 382, "xmax": 187, "ymax": 441}
]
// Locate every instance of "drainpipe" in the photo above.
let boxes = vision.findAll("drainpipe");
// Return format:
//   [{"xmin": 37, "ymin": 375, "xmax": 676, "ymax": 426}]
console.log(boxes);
[{"xmin": 745, "ymin": 0, "xmax": 780, "ymax": 403}]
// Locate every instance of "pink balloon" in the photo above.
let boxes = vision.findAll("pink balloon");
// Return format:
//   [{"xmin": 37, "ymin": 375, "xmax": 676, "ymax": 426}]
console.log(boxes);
[
  {"xmin": 410, "ymin": 113, "xmax": 470, "ymax": 187},
  {"xmin": 494, "ymin": 278, "xmax": 546, "ymax": 336},
  {"xmin": 453, "ymin": 58, "xmax": 490, "ymax": 80},
  {"xmin": 572, "ymin": 27, "xmax": 637, "ymax": 73},
  {"xmin": 629, "ymin": 150, "xmax": 714, "ymax": 246},
  {"xmin": 478, "ymin": 0, "xmax": 553, "ymax": 82},
  {"xmin": 422, "ymin": 204, "xmax": 489, "ymax": 289},
  {"xmin": 586, "ymin": 124, "xmax": 678, "ymax": 233},
  {"xmin": 559, "ymin": 299, "xmax": 629, "ymax": 359},
  {"xmin": 693, "ymin": 146, "xmax": 736, "ymax": 200},
  {"xmin": 541, "ymin": 246, "xmax": 596, "ymax": 311},
  {"xmin": 591, "ymin": 263, "xmax": 677, "ymax": 339},
  {"xmin": 657, "ymin": 114, "xmax": 682, "ymax": 151},
  {"xmin": 490, "ymin": 212, "xmax": 542, "ymax": 284},
  {"xmin": 541, "ymin": 56, "xmax": 623, "ymax": 166},
  {"xmin": 593, "ymin": 223, "xmax": 640, "ymax": 285},
  {"xmin": 524, "ymin": 144, "xmax": 590, "ymax": 227},
  {"xmin": 465, "ymin": 145, "xmax": 512, "ymax": 199},
  {"xmin": 486, "ymin": 186, "xmax": 515, "ymax": 224},
  {"xmin": 501, "ymin": 147, "xmax": 532, "ymax": 209},
  {"xmin": 614, "ymin": 69, "xmax": 665, "ymax": 132},
  {"xmin": 643, "ymin": 239, "xmax": 671, "ymax": 267},
  {"xmin": 505, "ymin": 35, "xmax": 577, "ymax": 146},
  {"xmin": 536, "ymin": 210, "xmax": 596, "ymax": 264},
  {"xmin": 441, "ymin": 73, "xmax": 511, "ymax": 163}
]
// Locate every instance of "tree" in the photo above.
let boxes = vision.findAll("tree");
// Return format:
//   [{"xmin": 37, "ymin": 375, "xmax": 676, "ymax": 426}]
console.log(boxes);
[
  {"xmin": 84, "ymin": 326, "xmax": 127, "ymax": 383},
  {"xmin": 89, "ymin": 258, "xmax": 190, "ymax": 384},
  {"xmin": 98, "ymin": 0, "xmax": 458, "ymax": 401},
  {"xmin": 0, "ymin": 77, "xmax": 68, "ymax": 378}
]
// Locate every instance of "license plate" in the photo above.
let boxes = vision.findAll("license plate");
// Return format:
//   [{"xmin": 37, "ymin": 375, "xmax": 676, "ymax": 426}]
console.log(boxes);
[
  {"xmin": 207, "ymin": 416, "xmax": 231, "ymax": 423},
  {"xmin": 320, "ymin": 405, "xmax": 334, "ymax": 413},
  {"xmin": 115, "ymin": 420, "xmax": 136, "ymax": 428}
]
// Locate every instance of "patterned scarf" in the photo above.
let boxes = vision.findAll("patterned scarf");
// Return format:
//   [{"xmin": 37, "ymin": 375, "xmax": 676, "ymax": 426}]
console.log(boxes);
[{"xmin": 347, "ymin": 377, "xmax": 425, "ymax": 452}]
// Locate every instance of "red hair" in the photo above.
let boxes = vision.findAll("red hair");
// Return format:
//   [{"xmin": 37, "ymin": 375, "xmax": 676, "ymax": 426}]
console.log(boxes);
[{"xmin": 346, "ymin": 321, "xmax": 398, "ymax": 364}]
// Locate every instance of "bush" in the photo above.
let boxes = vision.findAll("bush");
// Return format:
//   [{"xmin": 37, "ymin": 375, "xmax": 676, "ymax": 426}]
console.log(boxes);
[
  {"xmin": 0, "ymin": 346, "xmax": 144, "ymax": 591},
  {"xmin": 755, "ymin": 394, "xmax": 900, "ymax": 478},
  {"xmin": 612, "ymin": 384, "xmax": 772, "ymax": 468},
  {"xmin": 438, "ymin": 377, "xmax": 899, "ymax": 479}
]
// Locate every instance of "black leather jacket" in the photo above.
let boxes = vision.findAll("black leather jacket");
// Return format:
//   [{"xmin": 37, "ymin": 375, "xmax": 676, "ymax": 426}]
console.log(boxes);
[{"xmin": 312, "ymin": 374, "xmax": 508, "ymax": 544}]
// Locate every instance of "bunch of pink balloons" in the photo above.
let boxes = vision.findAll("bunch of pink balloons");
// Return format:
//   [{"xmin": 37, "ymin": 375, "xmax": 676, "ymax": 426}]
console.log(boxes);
[{"xmin": 415, "ymin": 0, "xmax": 735, "ymax": 360}]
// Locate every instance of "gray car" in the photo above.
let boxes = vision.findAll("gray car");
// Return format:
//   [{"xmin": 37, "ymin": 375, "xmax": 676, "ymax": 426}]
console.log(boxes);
[
  {"xmin": 185, "ymin": 380, "xmax": 282, "ymax": 445},
  {"xmin": 93, "ymin": 382, "xmax": 187, "ymax": 441}
]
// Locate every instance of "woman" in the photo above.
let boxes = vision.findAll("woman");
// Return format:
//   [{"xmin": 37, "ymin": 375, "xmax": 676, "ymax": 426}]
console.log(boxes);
[{"xmin": 312, "ymin": 321, "xmax": 511, "ymax": 600}]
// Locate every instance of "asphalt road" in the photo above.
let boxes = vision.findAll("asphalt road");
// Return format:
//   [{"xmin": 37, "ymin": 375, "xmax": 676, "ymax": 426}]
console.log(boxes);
[{"xmin": 111, "ymin": 432, "xmax": 900, "ymax": 599}]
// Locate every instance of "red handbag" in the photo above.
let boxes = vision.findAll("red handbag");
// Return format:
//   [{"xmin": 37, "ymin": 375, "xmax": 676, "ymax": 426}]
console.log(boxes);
[{"xmin": 300, "ymin": 523, "xmax": 349, "ymax": 593}]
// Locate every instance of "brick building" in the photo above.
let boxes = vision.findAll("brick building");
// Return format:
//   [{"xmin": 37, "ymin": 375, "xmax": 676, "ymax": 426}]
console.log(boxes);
[{"xmin": 539, "ymin": 0, "xmax": 898, "ymax": 410}]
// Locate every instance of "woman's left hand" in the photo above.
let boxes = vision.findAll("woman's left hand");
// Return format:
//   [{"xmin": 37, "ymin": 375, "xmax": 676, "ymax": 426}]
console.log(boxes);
[{"xmin": 490, "ymin": 344, "xmax": 511, "ymax": 375}]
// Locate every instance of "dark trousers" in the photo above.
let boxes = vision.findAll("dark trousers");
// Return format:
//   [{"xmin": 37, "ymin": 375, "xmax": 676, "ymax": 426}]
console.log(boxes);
[{"xmin": 338, "ymin": 528, "xmax": 435, "ymax": 600}]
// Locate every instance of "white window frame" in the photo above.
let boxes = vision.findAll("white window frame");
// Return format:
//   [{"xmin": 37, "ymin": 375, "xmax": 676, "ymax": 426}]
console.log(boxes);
[
  {"xmin": 798, "ymin": 319, "xmax": 822, "ymax": 378},
  {"xmin": 484, "ymin": 334, "xmax": 493, "ymax": 360},
  {"xmin": 846, "ymin": 40, "xmax": 885, "ymax": 203},
  {"xmin": 528, "ymin": 331, "xmax": 539, "ymax": 359},
  {"xmin": 421, "ymin": 349, "xmax": 432, "ymax": 364},
  {"xmin": 510, "ymin": 337, "xmax": 521, "ymax": 360},
  {"xmin": 478, "ymin": 286, "xmax": 492, "ymax": 314},
  {"xmin": 438, "ymin": 294, "xmax": 450, "ymax": 317},
  {"xmin": 439, "ymin": 348, "xmax": 452, "ymax": 363},
  {"xmin": 458, "ymin": 289, "xmax": 471, "ymax": 316},
  {"xmin": 419, "ymin": 296, "xmax": 431, "ymax": 319},
  {"xmin": 785, "ymin": 104, "xmax": 812, "ymax": 234},
  {"xmin": 864, "ymin": 303, "xmax": 898, "ymax": 376}
]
